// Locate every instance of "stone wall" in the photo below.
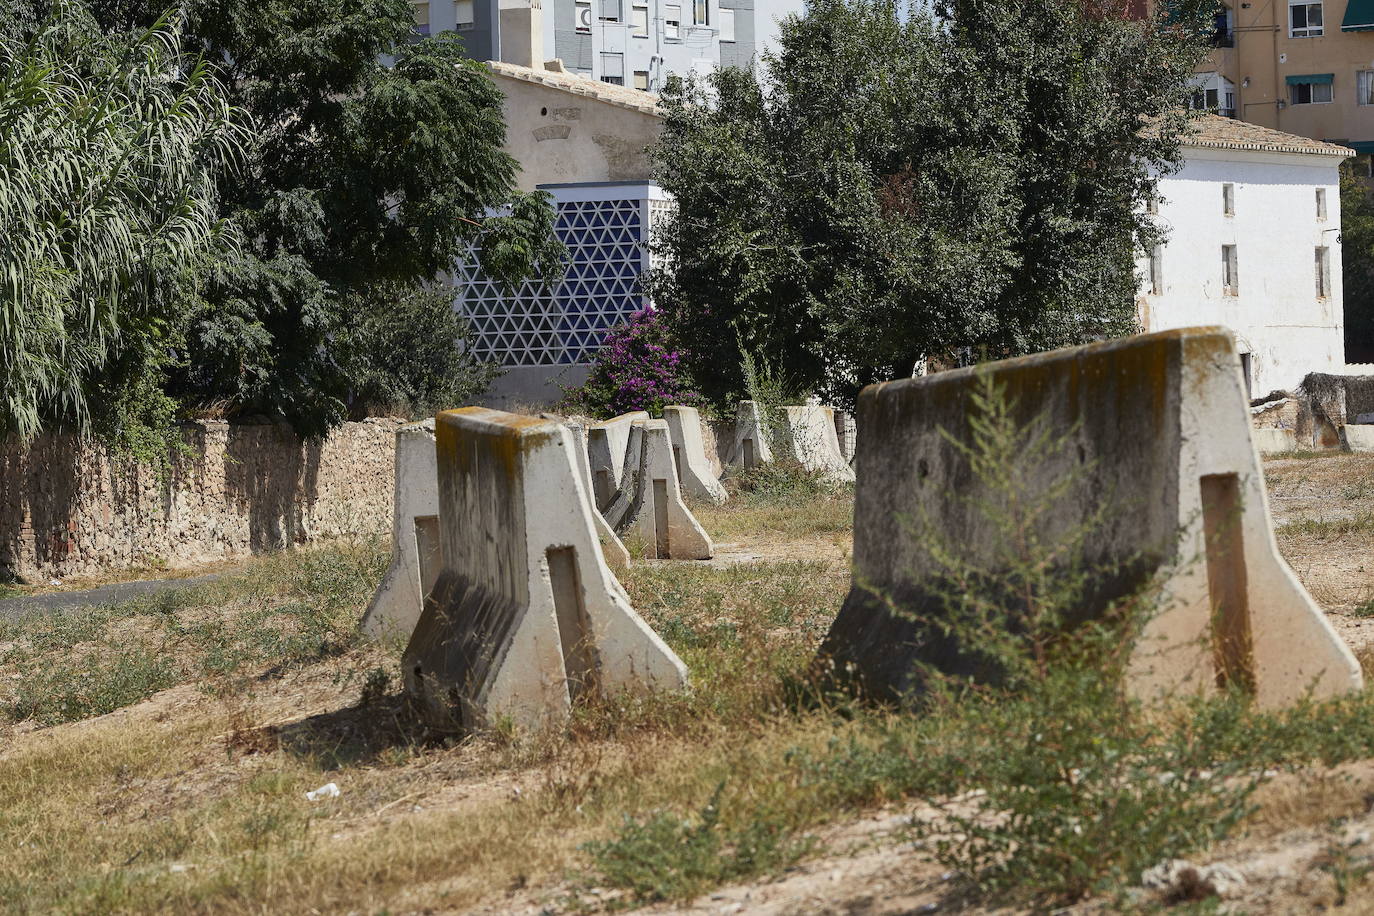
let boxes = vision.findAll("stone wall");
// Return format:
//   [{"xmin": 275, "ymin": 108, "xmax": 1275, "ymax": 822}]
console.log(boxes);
[{"xmin": 0, "ymin": 418, "xmax": 403, "ymax": 582}]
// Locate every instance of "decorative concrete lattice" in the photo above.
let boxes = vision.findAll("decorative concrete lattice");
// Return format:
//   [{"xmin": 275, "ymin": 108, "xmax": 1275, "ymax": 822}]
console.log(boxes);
[{"xmin": 455, "ymin": 188, "xmax": 659, "ymax": 367}]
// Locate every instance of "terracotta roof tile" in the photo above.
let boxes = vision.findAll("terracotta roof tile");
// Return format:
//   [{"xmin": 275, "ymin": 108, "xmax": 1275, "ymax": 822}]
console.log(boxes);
[
  {"xmin": 486, "ymin": 61, "xmax": 663, "ymax": 116},
  {"xmin": 1177, "ymin": 112, "xmax": 1353, "ymax": 157}
]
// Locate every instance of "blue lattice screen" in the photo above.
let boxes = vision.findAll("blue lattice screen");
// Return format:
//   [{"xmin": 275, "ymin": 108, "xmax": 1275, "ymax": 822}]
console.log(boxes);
[{"xmin": 454, "ymin": 186, "xmax": 656, "ymax": 367}]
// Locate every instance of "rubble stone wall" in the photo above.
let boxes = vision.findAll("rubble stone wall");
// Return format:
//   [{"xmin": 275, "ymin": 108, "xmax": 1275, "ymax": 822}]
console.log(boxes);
[{"xmin": 0, "ymin": 419, "xmax": 403, "ymax": 582}]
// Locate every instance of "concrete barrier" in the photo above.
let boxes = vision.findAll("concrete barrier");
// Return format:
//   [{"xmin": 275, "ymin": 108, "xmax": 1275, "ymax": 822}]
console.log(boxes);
[
  {"xmin": 781, "ymin": 405, "xmax": 856, "ymax": 483},
  {"xmin": 404, "ymin": 408, "xmax": 688, "ymax": 732},
  {"xmin": 566, "ymin": 421, "xmax": 631, "ymax": 569},
  {"xmin": 834, "ymin": 409, "xmax": 857, "ymax": 463},
  {"xmin": 1345, "ymin": 425, "xmax": 1374, "ymax": 452},
  {"xmin": 664, "ymin": 406, "xmax": 727, "ymax": 505},
  {"xmin": 818, "ymin": 326, "xmax": 1361, "ymax": 710},
  {"xmin": 587, "ymin": 411, "xmax": 650, "ymax": 511},
  {"xmin": 726, "ymin": 400, "xmax": 773, "ymax": 470},
  {"xmin": 601, "ymin": 419, "xmax": 646, "ymax": 531},
  {"xmin": 360, "ymin": 420, "xmax": 439, "ymax": 643},
  {"xmin": 614, "ymin": 420, "xmax": 713, "ymax": 559},
  {"xmin": 1252, "ymin": 427, "xmax": 1299, "ymax": 455}
]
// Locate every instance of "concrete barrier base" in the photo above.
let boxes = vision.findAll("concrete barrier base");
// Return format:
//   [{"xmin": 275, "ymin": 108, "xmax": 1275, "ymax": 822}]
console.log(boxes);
[
  {"xmin": 404, "ymin": 409, "xmax": 688, "ymax": 733},
  {"xmin": 360, "ymin": 420, "xmax": 439, "ymax": 644},
  {"xmin": 664, "ymin": 406, "xmax": 727, "ymax": 505},
  {"xmin": 615, "ymin": 420, "xmax": 713, "ymax": 559}
]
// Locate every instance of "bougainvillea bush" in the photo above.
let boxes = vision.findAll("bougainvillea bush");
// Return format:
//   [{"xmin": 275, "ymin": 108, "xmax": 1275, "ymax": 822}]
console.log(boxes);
[{"xmin": 559, "ymin": 308, "xmax": 704, "ymax": 416}]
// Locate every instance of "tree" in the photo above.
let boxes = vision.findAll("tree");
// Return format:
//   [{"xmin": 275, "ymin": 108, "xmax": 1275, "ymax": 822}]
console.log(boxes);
[
  {"xmin": 89, "ymin": 0, "xmax": 562, "ymax": 434},
  {"xmin": 1341, "ymin": 161, "xmax": 1374, "ymax": 362},
  {"xmin": 0, "ymin": 3, "xmax": 245, "ymax": 443},
  {"xmin": 650, "ymin": 0, "xmax": 1212, "ymax": 405}
]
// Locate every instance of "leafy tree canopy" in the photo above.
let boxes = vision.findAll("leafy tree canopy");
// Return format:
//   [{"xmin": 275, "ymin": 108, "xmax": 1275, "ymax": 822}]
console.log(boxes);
[
  {"xmin": 8, "ymin": 0, "xmax": 560, "ymax": 441},
  {"xmin": 650, "ymin": 0, "xmax": 1214, "ymax": 405},
  {"xmin": 0, "ymin": 3, "xmax": 245, "ymax": 444}
]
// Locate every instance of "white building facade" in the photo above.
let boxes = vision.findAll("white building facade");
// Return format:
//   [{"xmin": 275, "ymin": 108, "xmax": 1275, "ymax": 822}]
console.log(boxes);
[{"xmin": 1138, "ymin": 114, "xmax": 1352, "ymax": 396}]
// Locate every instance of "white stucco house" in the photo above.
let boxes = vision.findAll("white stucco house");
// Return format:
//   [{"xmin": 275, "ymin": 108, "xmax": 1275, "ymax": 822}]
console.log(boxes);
[{"xmin": 1138, "ymin": 114, "xmax": 1352, "ymax": 397}]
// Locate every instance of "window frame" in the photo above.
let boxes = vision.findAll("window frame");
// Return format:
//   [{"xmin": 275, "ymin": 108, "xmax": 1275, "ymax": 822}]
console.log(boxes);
[
  {"xmin": 694, "ymin": 0, "xmax": 708, "ymax": 25},
  {"xmin": 631, "ymin": 2, "xmax": 649, "ymax": 36},
  {"xmin": 1222, "ymin": 244, "xmax": 1239, "ymax": 295},
  {"xmin": 454, "ymin": 0, "xmax": 474, "ymax": 27},
  {"xmin": 1290, "ymin": 81, "xmax": 1333, "ymax": 105},
  {"xmin": 1289, "ymin": 0, "xmax": 1324, "ymax": 37},
  {"xmin": 664, "ymin": 4, "xmax": 681, "ymax": 39},
  {"xmin": 1317, "ymin": 187, "xmax": 1328, "ymax": 220},
  {"xmin": 633, "ymin": 69, "xmax": 650, "ymax": 90},
  {"xmin": 1359, "ymin": 70, "xmax": 1374, "ymax": 106},
  {"xmin": 600, "ymin": 51, "xmax": 625, "ymax": 85},
  {"xmin": 1223, "ymin": 183, "xmax": 1235, "ymax": 217},
  {"xmin": 576, "ymin": 0, "xmax": 592, "ymax": 32},
  {"xmin": 1316, "ymin": 246, "xmax": 1332, "ymax": 298}
]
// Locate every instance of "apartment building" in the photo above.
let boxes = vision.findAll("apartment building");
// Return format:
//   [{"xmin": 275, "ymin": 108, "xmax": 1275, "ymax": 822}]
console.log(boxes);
[
  {"xmin": 1194, "ymin": 0, "xmax": 1374, "ymax": 157},
  {"xmin": 1137, "ymin": 115, "xmax": 1351, "ymax": 394},
  {"xmin": 409, "ymin": 0, "xmax": 765, "ymax": 88}
]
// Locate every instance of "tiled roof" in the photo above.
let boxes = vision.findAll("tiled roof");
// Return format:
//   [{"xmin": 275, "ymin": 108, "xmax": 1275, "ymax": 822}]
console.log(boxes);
[
  {"xmin": 486, "ymin": 61, "xmax": 662, "ymax": 116},
  {"xmin": 1178, "ymin": 112, "xmax": 1353, "ymax": 158}
]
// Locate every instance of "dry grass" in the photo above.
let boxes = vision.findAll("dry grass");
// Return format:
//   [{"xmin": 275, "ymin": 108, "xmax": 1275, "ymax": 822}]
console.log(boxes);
[{"xmin": 14, "ymin": 454, "xmax": 1374, "ymax": 912}]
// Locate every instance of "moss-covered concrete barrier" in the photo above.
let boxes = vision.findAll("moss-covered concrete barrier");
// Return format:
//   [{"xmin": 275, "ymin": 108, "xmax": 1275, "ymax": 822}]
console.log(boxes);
[
  {"xmin": 404, "ymin": 408, "xmax": 687, "ymax": 733},
  {"xmin": 819, "ymin": 327, "xmax": 1361, "ymax": 710}
]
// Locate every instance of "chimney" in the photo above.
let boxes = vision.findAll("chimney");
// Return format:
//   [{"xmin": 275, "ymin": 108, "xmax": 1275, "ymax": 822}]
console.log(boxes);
[{"xmin": 500, "ymin": 0, "xmax": 544, "ymax": 69}]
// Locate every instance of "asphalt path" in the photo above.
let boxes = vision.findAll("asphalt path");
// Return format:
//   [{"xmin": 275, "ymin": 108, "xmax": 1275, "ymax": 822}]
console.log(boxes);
[{"xmin": 0, "ymin": 573, "xmax": 226, "ymax": 622}]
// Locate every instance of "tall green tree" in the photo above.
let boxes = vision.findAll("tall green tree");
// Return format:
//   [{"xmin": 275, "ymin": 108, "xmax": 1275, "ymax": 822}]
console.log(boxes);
[
  {"xmin": 89, "ymin": 0, "xmax": 562, "ymax": 433},
  {"xmin": 0, "ymin": 3, "xmax": 245, "ymax": 442},
  {"xmin": 1341, "ymin": 161, "xmax": 1374, "ymax": 362},
  {"xmin": 650, "ymin": 0, "xmax": 1212, "ymax": 405}
]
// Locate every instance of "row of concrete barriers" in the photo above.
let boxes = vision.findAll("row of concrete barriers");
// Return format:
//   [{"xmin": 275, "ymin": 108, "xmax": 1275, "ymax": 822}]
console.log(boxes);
[{"xmin": 361, "ymin": 326, "xmax": 1364, "ymax": 736}]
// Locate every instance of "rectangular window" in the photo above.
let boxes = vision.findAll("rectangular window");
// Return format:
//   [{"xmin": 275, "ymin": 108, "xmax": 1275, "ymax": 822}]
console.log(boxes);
[
  {"xmin": 665, "ymin": 4, "xmax": 681, "ymax": 38},
  {"xmin": 694, "ymin": 0, "xmax": 708, "ymax": 24},
  {"xmin": 1222, "ymin": 245, "xmax": 1239, "ymax": 295},
  {"xmin": 1316, "ymin": 246, "xmax": 1331, "ymax": 298},
  {"xmin": 1149, "ymin": 245, "xmax": 1164, "ymax": 296},
  {"xmin": 719, "ymin": 6, "xmax": 735, "ymax": 40},
  {"xmin": 454, "ymin": 0, "xmax": 474, "ymax": 25},
  {"xmin": 1290, "ymin": 0, "xmax": 1323, "ymax": 36},
  {"xmin": 1360, "ymin": 71, "xmax": 1374, "ymax": 105},
  {"xmin": 1222, "ymin": 182, "xmax": 1235, "ymax": 216},
  {"xmin": 412, "ymin": 0, "xmax": 430, "ymax": 33},
  {"xmin": 576, "ymin": 0, "xmax": 592, "ymax": 32},
  {"xmin": 601, "ymin": 51, "xmax": 625, "ymax": 85},
  {"xmin": 1317, "ymin": 187, "xmax": 1328, "ymax": 219},
  {"xmin": 634, "ymin": 69, "xmax": 650, "ymax": 90},
  {"xmin": 1291, "ymin": 81, "xmax": 1333, "ymax": 104},
  {"xmin": 631, "ymin": 2, "xmax": 649, "ymax": 35},
  {"xmin": 600, "ymin": 0, "xmax": 620, "ymax": 21}
]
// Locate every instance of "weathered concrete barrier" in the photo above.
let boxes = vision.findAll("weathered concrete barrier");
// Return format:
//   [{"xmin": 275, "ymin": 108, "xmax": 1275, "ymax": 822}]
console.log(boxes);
[
  {"xmin": 360, "ymin": 421, "xmax": 440, "ymax": 642},
  {"xmin": 1251, "ymin": 428, "xmax": 1299, "ymax": 455},
  {"xmin": 780, "ymin": 406, "xmax": 855, "ymax": 483},
  {"xmin": 587, "ymin": 411, "xmax": 650, "ymax": 511},
  {"xmin": 614, "ymin": 420, "xmax": 713, "ymax": 559},
  {"xmin": 664, "ymin": 406, "xmax": 727, "ymax": 505},
  {"xmin": 567, "ymin": 421, "xmax": 631, "ymax": 569},
  {"xmin": 834, "ymin": 409, "xmax": 857, "ymax": 463},
  {"xmin": 403, "ymin": 409, "xmax": 687, "ymax": 732},
  {"xmin": 725, "ymin": 400, "xmax": 772, "ymax": 470},
  {"xmin": 1345, "ymin": 425, "xmax": 1374, "ymax": 452},
  {"xmin": 601, "ymin": 419, "xmax": 646, "ymax": 531},
  {"xmin": 818, "ymin": 327, "xmax": 1361, "ymax": 710}
]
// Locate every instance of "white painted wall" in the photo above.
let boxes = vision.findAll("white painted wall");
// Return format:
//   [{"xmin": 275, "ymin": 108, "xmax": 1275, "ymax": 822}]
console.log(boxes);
[{"xmin": 1138, "ymin": 146, "xmax": 1346, "ymax": 396}]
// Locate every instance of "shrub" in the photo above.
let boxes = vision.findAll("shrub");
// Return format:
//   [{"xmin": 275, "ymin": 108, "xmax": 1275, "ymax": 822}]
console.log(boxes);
[{"xmin": 559, "ymin": 308, "xmax": 703, "ymax": 416}]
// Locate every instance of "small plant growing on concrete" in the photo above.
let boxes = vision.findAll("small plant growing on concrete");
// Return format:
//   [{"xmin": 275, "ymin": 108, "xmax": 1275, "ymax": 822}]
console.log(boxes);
[{"xmin": 892, "ymin": 373, "xmax": 1260, "ymax": 904}]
